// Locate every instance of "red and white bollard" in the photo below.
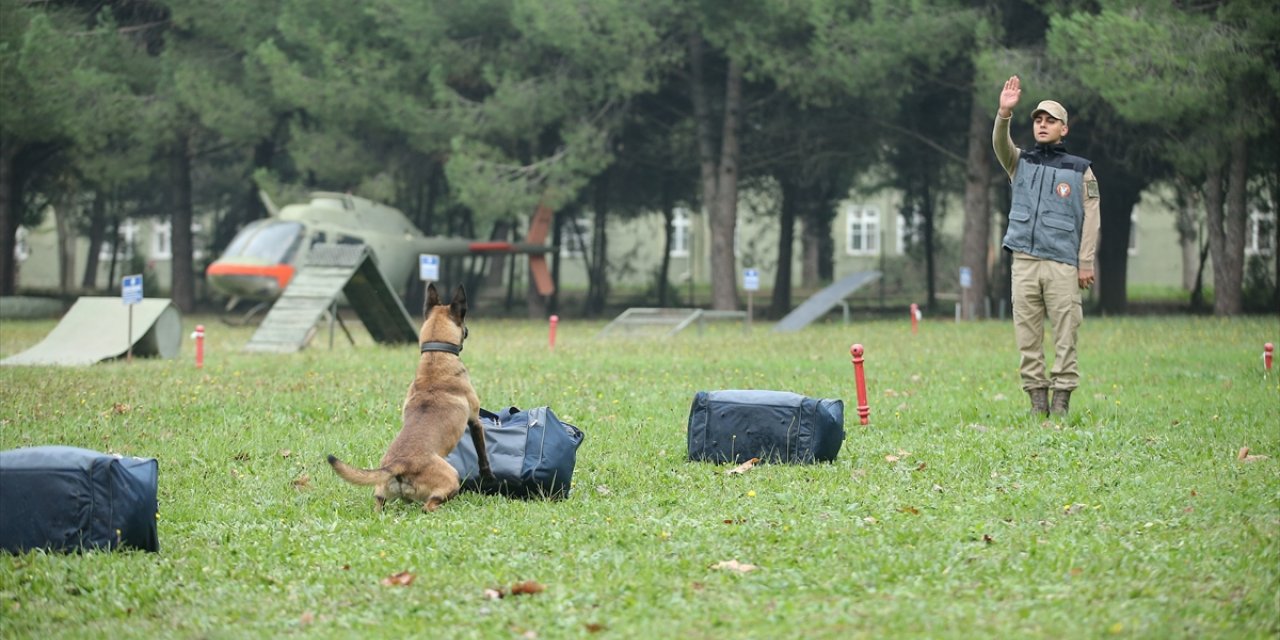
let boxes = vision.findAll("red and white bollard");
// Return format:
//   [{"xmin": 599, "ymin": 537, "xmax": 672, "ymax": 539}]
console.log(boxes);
[
  {"xmin": 192, "ymin": 324, "xmax": 205, "ymax": 369},
  {"xmin": 910, "ymin": 303, "xmax": 919, "ymax": 334},
  {"xmin": 1265, "ymin": 342, "xmax": 1274, "ymax": 372},
  {"xmin": 850, "ymin": 344, "xmax": 870, "ymax": 425},
  {"xmin": 548, "ymin": 315, "xmax": 559, "ymax": 351}
]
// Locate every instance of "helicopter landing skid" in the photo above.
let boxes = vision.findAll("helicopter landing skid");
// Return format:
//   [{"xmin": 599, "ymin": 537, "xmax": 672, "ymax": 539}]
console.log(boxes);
[{"xmin": 219, "ymin": 298, "xmax": 271, "ymax": 326}]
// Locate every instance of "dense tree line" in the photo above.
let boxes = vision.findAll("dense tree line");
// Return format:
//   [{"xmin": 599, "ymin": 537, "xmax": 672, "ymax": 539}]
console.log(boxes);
[{"xmin": 2, "ymin": 0, "xmax": 1276, "ymax": 315}]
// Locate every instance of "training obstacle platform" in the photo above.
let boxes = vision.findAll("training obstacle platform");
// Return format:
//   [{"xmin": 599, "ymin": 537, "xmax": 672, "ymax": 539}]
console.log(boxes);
[
  {"xmin": 244, "ymin": 244, "xmax": 418, "ymax": 353},
  {"xmin": 772, "ymin": 270, "xmax": 882, "ymax": 333},
  {"xmin": 1, "ymin": 297, "xmax": 181, "ymax": 366},
  {"xmin": 599, "ymin": 307, "xmax": 748, "ymax": 337}
]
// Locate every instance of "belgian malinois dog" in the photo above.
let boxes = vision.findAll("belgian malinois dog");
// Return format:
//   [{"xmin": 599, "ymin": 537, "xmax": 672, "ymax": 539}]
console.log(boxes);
[{"xmin": 327, "ymin": 283, "xmax": 492, "ymax": 512}]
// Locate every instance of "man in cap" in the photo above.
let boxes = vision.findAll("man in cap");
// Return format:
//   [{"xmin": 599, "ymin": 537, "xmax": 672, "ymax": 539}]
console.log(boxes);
[{"xmin": 993, "ymin": 75, "xmax": 1100, "ymax": 417}]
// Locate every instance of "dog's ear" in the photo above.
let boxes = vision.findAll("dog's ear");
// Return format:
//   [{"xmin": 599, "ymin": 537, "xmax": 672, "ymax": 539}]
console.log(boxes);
[
  {"xmin": 425, "ymin": 282, "xmax": 441, "ymax": 316},
  {"xmin": 450, "ymin": 285, "xmax": 467, "ymax": 324}
]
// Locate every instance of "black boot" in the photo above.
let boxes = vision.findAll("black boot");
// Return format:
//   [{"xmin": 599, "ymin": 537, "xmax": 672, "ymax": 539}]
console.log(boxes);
[
  {"xmin": 1051, "ymin": 389, "xmax": 1071, "ymax": 416},
  {"xmin": 1028, "ymin": 389, "xmax": 1049, "ymax": 416}
]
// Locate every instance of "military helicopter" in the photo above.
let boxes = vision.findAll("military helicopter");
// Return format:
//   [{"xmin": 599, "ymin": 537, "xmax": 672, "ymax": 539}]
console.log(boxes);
[{"xmin": 206, "ymin": 191, "xmax": 554, "ymax": 321}]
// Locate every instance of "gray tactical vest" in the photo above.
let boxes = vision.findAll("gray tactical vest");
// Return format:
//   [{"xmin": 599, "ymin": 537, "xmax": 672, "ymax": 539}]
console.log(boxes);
[{"xmin": 1001, "ymin": 145, "xmax": 1090, "ymax": 267}]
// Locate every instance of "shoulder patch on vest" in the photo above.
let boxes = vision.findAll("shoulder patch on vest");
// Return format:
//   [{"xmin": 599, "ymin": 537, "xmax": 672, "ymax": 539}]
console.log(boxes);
[{"xmin": 1085, "ymin": 179, "xmax": 1099, "ymax": 199}]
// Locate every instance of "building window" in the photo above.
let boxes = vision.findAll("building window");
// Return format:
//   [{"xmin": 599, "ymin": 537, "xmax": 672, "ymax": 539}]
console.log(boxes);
[
  {"xmin": 100, "ymin": 219, "xmax": 139, "ymax": 262},
  {"xmin": 151, "ymin": 220, "xmax": 172, "ymax": 259},
  {"xmin": 670, "ymin": 208, "xmax": 690, "ymax": 257},
  {"xmin": 561, "ymin": 216, "xmax": 592, "ymax": 258},
  {"xmin": 1128, "ymin": 212, "xmax": 1138, "ymax": 256},
  {"xmin": 1246, "ymin": 211, "xmax": 1275, "ymax": 257},
  {"xmin": 845, "ymin": 205, "xmax": 881, "ymax": 256}
]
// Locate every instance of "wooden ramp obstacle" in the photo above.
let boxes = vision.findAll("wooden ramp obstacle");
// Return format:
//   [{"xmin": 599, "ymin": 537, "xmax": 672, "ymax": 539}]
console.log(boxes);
[{"xmin": 244, "ymin": 244, "xmax": 417, "ymax": 353}]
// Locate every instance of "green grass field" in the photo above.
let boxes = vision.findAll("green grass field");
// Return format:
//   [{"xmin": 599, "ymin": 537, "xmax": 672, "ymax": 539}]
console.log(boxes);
[{"xmin": 1, "ymin": 313, "xmax": 1277, "ymax": 638}]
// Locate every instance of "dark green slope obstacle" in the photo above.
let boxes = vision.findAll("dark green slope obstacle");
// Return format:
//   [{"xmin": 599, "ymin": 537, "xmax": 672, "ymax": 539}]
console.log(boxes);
[{"xmin": 1, "ymin": 297, "xmax": 181, "ymax": 366}]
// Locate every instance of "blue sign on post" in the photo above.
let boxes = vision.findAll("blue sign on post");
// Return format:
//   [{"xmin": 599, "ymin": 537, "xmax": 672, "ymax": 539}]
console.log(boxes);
[
  {"xmin": 743, "ymin": 268, "xmax": 760, "ymax": 292},
  {"xmin": 959, "ymin": 266, "xmax": 972, "ymax": 289},
  {"xmin": 122, "ymin": 274, "xmax": 143, "ymax": 305},
  {"xmin": 419, "ymin": 254, "xmax": 440, "ymax": 281}
]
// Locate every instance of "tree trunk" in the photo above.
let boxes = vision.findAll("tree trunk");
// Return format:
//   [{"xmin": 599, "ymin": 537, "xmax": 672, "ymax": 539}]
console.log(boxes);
[
  {"xmin": 1215, "ymin": 137, "xmax": 1247, "ymax": 316},
  {"xmin": 1171, "ymin": 176, "xmax": 1201, "ymax": 291},
  {"xmin": 1095, "ymin": 175, "xmax": 1141, "ymax": 315},
  {"xmin": 800, "ymin": 216, "xmax": 821, "ymax": 287},
  {"xmin": 688, "ymin": 32, "xmax": 718, "ymax": 301},
  {"xmin": 0, "ymin": 139, "xmax": 16, "ymax": 295},
  {"xmin": 543, "ymin": 208, "xmax": 567, "ymax": 317},
  {"xmin": 688, "ymin": 32, "xmax": 742, "ymax": 312},
  {"xmin": 587, "ymin": 199, "xmax": 609, "ymax": 316},
  {"xmin": 960, "ymin": 96, "xmax": 993, "ymax": 318},
  {"xmin": 1272, "ymin": 176, "xmax": 1280, "ymax": 314},
  {"xmin": 709, "ymin": 59, "xmax": 743, "ymax": 312},
  {"xmin": 82, "ymin": 190, "xmax": 107, "ymax": 290},
  {"xmin": 171, "ymin": 135, "xmax": 196, "ymax": 312},
  {"xmin": 53, "ymin": 191, "xmax": 76, "ymax": 294},
  {"xmin": 658, "ymin": 178, "xmax": 674, "ymax": 307},
  {"xmin": 771, "ymin": 178, "xmax": 797, "ymax": 317},
  {"xmin": 922, "ymin": 186, "xmax": 937, "ymax": 313},
  {"xmin": 1204, "ymin": 162, "xmax": 1226, "ymax": 312}
]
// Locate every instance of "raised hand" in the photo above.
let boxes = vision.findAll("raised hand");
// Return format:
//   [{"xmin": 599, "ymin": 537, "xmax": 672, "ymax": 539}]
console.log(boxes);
[{"xmin": 998, "ymin": 75, "xmax": 1021, "ymax": 118}]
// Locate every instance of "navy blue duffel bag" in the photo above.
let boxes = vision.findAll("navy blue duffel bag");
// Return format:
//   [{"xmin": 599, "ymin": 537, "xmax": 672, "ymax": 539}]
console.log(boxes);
[
  {"xmin": 0, "ymin": 446, "xmax": 159, "ymax": 553},
  {"xmin": 687, "ymin": 390, "xmax": 845, "ymax": 464},
  {"xmin": 447, "ymin": 406, "xmax": 584, "ymax": 499}
]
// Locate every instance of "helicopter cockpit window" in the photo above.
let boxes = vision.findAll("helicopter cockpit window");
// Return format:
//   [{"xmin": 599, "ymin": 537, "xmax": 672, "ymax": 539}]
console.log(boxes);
[
  {"xmin": 336, "ymin": 234, "xmax": 363, "ymax": 245},
  {"xmin": 312, "ymin": 197, "xmax": 347, "ymax": 210},
  {"xmin": 222, "ymin": 220, "xmax": 305, "ymax": 263}
]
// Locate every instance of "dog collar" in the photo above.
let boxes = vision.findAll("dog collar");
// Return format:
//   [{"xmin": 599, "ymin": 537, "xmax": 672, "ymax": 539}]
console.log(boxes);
[{"xmin": 420, "ymin": 341, "xmax": 462, "ymax": 355}]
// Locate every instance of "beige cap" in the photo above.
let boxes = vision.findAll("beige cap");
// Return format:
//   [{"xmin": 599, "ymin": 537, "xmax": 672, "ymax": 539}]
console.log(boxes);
[{"xmin": 1031, "ymin": 100, "xmax": 1068, "ymax": 125}]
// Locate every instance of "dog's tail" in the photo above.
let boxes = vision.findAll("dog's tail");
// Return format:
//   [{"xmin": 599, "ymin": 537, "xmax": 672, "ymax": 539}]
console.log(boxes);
[{"xmin": 327, "ymin": 454, "xmax": 391, "ymax": 486}]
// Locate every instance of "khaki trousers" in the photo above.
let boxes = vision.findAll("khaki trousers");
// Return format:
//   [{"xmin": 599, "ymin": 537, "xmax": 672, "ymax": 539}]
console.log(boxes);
[{"xmin": 1011, "ymin": 254, "xmax": 1082, "ymax": 392}]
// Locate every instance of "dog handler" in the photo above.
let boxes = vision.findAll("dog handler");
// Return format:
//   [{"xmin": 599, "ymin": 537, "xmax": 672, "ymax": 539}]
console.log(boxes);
[{"xmin": 993, "ymin": 75, "xmax": 1100, "ymax": 416}]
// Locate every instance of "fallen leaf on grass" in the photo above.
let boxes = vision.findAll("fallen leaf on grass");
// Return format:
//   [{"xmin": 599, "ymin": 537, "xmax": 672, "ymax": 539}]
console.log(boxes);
[
  {"xmin": 898, "ymin": 506, "xmax": 920, "ymax": 515},
  {"xmin": 1237, "ymin": 447, "xmax": 1269, "ymax": 463},
  {"xmin": 711, "ymin": 559, "xmax": 757, "ymax": 573},
  {"xmin": 726, "ymin": 458, "xmax": 760, "ymax": 475},
  {"xmin": 584, "ymin": 622, "xmax": 606, "ymax": 633},
  {"xmin": 914, "ymin": 461, "xmax": 927, "ymax": 471},
  {"xmin": 291, "ymin": 474, "xmax": 311, "ymax": 489},
  {"xmin": 299, "ymin": 611, "xmax": 315, "ymax": 627},
  {"xmin": 112, "ymin": 403, "xmax": 131, "ymax": 415},
  {"xmin": 380, "ymin": 571, "xmax": 415, "ymax": 587},
  {"xmin": 1063, "ymin": 503, "xmax": 1087, "ymax": 515},
  {"xmin": 485, "ymin": 581, "xmax": 546, "ymax": 599},
  {"xmin": 884, "ymin": 449, "xmax": 911, "ymax": 463},
  {"xmin": 278, "ymin": 449, "xmax": 292, "ymax": 458},
  {"xmin": 982, "ymin": 534, "xmax": 994, "ymax": 545},
  {"xmin": 510, "ymin": 580, "xmax": 546, "ymax": 596}
]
